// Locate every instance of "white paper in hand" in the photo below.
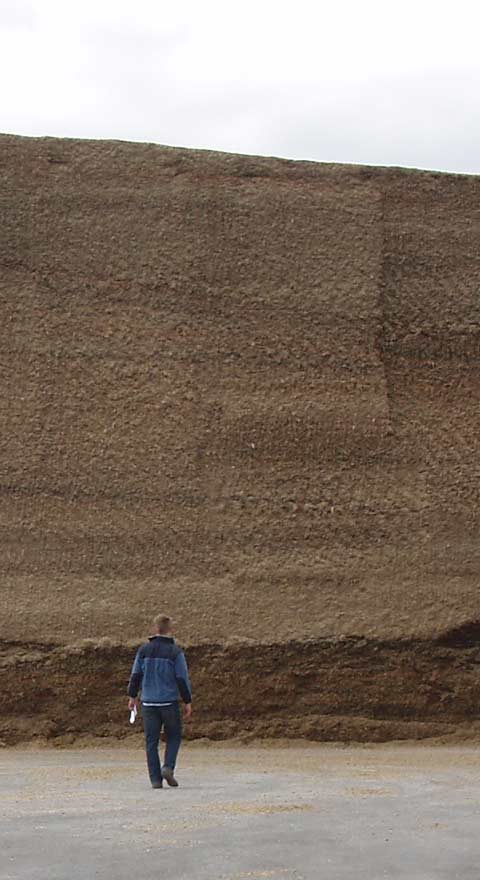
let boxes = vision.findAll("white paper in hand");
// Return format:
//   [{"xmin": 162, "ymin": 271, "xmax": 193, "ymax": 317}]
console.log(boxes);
[{"xmin": 129, "ymin": 705, "xmax": 138, "ymax": 724}]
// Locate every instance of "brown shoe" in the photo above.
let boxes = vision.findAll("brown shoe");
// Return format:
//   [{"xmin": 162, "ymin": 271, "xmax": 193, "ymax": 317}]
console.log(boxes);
[{"xmin": 161, "ymin": 766, "xmax": 179, "ymax": 787}]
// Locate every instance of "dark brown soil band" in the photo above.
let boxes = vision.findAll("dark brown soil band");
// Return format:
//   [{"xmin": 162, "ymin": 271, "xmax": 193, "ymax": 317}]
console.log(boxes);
[{"xmin": 2, "ymin": 635, "xmax": 480, "ymax": 746}]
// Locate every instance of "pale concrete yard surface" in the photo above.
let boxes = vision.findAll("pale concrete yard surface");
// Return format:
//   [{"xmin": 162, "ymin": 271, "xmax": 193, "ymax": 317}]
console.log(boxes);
[{"xmin": 1, "ymin": 743, "xmax": 480, "ymax": 880}]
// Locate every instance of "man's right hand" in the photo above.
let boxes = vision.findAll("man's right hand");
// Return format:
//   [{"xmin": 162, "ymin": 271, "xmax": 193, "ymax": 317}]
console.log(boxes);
[
  {"xmin": 128, "ymin": 697, "xmax": 138, "ymax": 711},
  {"xmin": 184, "ymin": 703, "xmax": 193, "ymax": 722}
]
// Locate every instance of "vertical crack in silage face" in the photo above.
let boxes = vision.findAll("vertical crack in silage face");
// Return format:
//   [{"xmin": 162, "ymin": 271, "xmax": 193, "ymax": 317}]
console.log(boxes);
[{"xmin": 374, "ymin": 182, "xmax": 393, "ymax": 431}]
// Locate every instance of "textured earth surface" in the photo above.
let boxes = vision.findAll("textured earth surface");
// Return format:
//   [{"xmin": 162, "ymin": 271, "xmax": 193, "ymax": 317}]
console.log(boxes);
[
  {"xmin": 2, "ymin": 634, "xmax": 480, "ymax": 745},
  {"xmin": 2, "ymin": 744, "xmax": 480, "ymax": 880},
  {"xmin": 0, "ymin": 134, "xmax": 479, "ymax": 742}
]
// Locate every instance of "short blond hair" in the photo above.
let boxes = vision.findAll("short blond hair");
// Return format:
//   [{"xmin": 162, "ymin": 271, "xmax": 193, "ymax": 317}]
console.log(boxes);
[{"xmin": 153, "ymin": 613, "xmax": 173, "ymax": 634}]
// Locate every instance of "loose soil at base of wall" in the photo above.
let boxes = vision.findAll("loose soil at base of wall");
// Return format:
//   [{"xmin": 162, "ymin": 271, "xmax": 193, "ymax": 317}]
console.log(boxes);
[{"xmin": 2, "ymin": 632, "xmax": 480, "ymax": 746}]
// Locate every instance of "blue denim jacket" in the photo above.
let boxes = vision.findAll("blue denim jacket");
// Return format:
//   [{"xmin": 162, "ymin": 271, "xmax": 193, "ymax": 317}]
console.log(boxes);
[{"xmin": 127, "ymin": 636, "xmax": 192, "ymax": 704}]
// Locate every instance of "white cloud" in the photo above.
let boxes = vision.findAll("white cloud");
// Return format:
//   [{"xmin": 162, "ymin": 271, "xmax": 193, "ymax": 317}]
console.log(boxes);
[{"xmin": 1, "ymin": 0, "xmax": 479, "ymax": 172}]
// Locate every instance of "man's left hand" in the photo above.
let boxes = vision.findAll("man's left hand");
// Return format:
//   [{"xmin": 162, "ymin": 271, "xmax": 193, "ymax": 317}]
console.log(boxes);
[{"xmin": 128, "ymin": 698, "xmax": 138, "ymax": 711}]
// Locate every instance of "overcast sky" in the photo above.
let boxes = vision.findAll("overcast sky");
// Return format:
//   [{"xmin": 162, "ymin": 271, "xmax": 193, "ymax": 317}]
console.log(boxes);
[{"xmin": 1, "ymin": 0, "xmax": 479, "ymax": 173}]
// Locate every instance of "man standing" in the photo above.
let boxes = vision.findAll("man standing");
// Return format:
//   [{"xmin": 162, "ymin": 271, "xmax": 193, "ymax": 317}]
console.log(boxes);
[{"xmin": 127, "ymin": 613, "xmax": 192, "ymax": 789}]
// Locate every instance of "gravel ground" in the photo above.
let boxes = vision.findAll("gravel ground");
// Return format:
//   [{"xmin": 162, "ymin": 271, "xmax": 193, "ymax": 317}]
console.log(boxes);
[{"xmin": 1, "ymin": 743, "xmax": 480, "ymax": 880}]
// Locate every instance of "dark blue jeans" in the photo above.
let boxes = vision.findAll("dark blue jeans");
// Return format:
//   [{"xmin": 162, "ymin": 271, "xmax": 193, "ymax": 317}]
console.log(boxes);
[{"xmin": 142, "ymin": 703, "xmax": 182, "ymax": 784}]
